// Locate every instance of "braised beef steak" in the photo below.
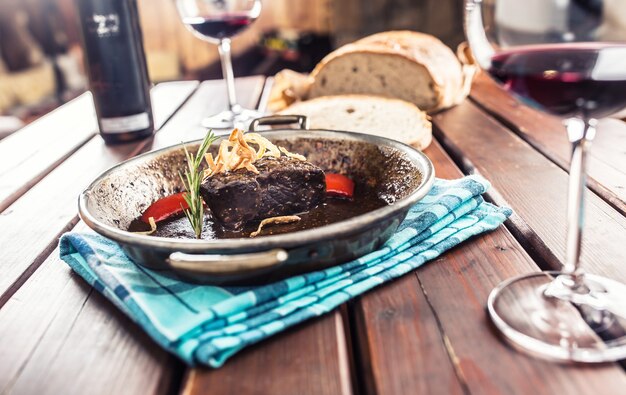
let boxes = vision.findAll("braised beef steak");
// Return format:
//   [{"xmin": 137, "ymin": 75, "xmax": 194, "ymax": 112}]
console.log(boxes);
[{"xmin": 200, "ymin": 156, "xmax": 326, "ymax": 228}]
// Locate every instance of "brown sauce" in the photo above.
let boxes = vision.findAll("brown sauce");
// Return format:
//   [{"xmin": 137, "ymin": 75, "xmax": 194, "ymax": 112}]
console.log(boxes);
[{"xmin": 128, "ymin": 188, "xmax": 387, "ymax": 240}]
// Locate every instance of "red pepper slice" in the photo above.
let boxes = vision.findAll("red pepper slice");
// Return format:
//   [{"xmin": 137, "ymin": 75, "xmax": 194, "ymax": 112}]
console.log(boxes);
[
  {"xmin": 141, "ymin": 192, "xmax": 189, "ymax": 223},
  {"xmin": 325, "ymin": 173, "xmax": 354, "ymax": 199}
]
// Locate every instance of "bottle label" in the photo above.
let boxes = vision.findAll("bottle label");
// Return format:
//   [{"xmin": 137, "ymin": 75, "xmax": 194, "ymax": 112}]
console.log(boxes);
[
  {"xmin": 101, "ymin": 112, "xmax": 150, "ymax": 133},
  {"xmin": 88, "ymin": 14, "xmax": 120, "ymax": 38}
]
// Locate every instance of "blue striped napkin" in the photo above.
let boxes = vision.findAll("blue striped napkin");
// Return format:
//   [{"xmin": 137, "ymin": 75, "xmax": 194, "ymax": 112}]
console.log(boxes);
[{"xmin": 59, "ymin": 175, "xmax": 511, "ymax": 368}]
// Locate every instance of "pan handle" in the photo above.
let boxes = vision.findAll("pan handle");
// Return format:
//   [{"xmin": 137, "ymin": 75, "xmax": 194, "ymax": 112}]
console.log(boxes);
[
  {"xmin": 249, "ymin": 115, "xmax": 309, "ymax": 132},
  {"xmin": 167, "ymin": 248, "xmax": 288, "ymax": 275}
]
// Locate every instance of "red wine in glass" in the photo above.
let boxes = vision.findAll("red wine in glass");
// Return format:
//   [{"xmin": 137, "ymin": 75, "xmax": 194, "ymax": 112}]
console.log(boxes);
[
  {"xmin": 467, "ymin": 0, "xmax": 626, "ymax": 364},
  {"xmin": 489, "ymin": 44, "xmax": 626, "ymax": 119},
  {"xmin": 176, "ymin": 0, "xmax": 262, "ymax": 129},
  {"xmin": 183, "ymin": 13, "xmax": 255, "ymax": 41}
]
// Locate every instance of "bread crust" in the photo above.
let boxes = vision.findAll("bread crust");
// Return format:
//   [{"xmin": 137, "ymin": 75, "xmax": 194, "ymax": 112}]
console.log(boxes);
[{"xmin": 310, "ymin": 31, "xmax": 466, "ymax": 111}]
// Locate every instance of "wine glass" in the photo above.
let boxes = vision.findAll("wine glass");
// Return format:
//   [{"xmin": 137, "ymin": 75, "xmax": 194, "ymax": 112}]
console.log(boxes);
[
  {"xmin": 176, "ymin": 0, "xmax": 263, "ymax": 129},
  {"xmin": 466, "ymin": 0, "xmax": 626, "ymax": 362}
]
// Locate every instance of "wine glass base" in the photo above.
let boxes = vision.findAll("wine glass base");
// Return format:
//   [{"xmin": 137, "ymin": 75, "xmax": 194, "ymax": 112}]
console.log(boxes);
[
  {"xmin": 488, "ymin": 271, "xmax": 626, "ymax": 363},
  {"xmin": 201, "ymin": 108, "xmax": 264, "ymax": 130}
]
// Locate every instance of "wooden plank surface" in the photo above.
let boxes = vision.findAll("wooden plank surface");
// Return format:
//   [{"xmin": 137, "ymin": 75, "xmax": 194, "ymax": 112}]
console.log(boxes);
[
  {"xmin": 0, "ymin": 94, "xmax": 97, "ymax": 213},
  {"xmin": 0, "ymin": 79, "xmax": 262, "ymax": 395},
  {"xmin": 0, "ymin": 79, "xmax": 203, "ymax": 394},
  {"xmin": 0, "ymin": 81, "xmax": 197, "ymax": 217},
  {"xmin": 0, "ymin": 78, "xmax": 265, "ymax": 395},
  {"xmin": 149, "ymin": 77, "xmax": 266, "ymax": 148},
  {"xmin": 151, "ymin": 81, "xmax": 202, "ymax": 131},
  {"xmin": 0, "ymin": 82, "xmax": 198, "ymax": 216},
  {"xmin": 418, "ymin": 142, "xmax": 626, "ymax": 393},
  {"xmin": 0, "ymin": 224, "xmax": 180, "ymax": 395},
  {"xmin": 4, "ymin": 75, "xmax": 626, "ymax": 395},
  {"xmin": 0, "ymin": 81, "xmax": 198, "ymax": 305},
  {"xmin": 432, "ymin": 100, "xmax": 626, "ymax": 284},
  {"xmin": 0, "ymin": 77, "xmax": 352, "ymax": 395},
  {"xmin": 470, "ymin": 74, "xmax": 626, "ymax": 215},
  {"xmin": 352, "ymin": 140, "xmax": 626, "ymax": 395},
  {"xmin": 352, "ymin": 272, "xmax": 466, "ymax": 395},
  {"xmin": 175, "ymin": 79, "xmax": 354, "ymax": 395},
  {"xmin": 181, "ymin": 312, "xmax": 352, "ymax": 395}
]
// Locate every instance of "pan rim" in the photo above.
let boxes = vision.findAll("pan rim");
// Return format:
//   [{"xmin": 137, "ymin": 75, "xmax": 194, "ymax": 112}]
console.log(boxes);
[{"xmin": 78, "ymin": 129, "xmax": 435, "ymax": 252}]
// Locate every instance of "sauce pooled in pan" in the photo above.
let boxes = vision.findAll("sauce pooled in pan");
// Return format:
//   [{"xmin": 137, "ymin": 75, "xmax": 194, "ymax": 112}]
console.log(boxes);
[{"xmin": 127, "ymin": 129, "xmax": 388, "ymax": 239}]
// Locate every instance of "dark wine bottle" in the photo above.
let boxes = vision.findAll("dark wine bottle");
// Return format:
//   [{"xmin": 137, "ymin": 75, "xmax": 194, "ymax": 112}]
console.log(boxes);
[{"xmin": 76, "ymin": 0, "xmax": 154, "ymax": 144}]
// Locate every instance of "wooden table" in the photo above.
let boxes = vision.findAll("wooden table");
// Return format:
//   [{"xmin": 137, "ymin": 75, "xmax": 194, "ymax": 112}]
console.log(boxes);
[{"xmin": 2, "ymin": 74, "xmax": 626, "ymax": 395}]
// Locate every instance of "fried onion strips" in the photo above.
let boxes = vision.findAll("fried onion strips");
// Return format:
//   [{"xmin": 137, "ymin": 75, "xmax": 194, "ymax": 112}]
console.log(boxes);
[
  {"xmin": 250, "ymin": 215, "xmax": 301, "ymax": 237},
  {"xmin": 203, "ymin": 129, "xmax": 306, "ymax": 179}
]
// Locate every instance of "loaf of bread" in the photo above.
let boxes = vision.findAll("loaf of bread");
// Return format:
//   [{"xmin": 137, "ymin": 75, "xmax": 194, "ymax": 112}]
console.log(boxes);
[
  {"xmin": 307, "ymin": 31, "xmax": 472, "ymax": 112},
  {"xmin": 278, "ymin": 94, "xmax": 432, "ymax": 150}
]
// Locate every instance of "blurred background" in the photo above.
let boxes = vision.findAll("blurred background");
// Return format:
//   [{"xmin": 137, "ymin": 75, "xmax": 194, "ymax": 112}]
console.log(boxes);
[{"xmin": 0, "ymin": 0, "xmax": 463, "ymax": 136}]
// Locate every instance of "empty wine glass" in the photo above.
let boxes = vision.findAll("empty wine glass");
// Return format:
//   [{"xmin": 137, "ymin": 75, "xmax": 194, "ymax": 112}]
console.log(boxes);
[
  {"xmin": 176, "ymin": 0, "xmax": 262, "ymax": 129},
  {"xmin": 466, "ymin": 0, "xmax": 626, "ymax": 362}
]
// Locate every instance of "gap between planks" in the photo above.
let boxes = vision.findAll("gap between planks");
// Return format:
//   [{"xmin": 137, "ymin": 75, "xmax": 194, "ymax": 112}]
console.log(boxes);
[
  {"xmin": 179, "ymin": 77, "xmax": 354, "ymax": 395},
  {"xmin": 0, "ymin": 226, "xmax": 181, "ymax": 395},
  {"xmin": 349, "ymin": 139, "xmax": 626, "ymax": 395},
  {"xmin": 432, "ymin": 100, "xmax": 626, "ymax": 282},
  {"xmin": 0, "ymin": 77, "xmax": 267, "ymax": 395},
  {"xmin": 469, "ymin": 74, "xmax": 626, "ymax": 217},
  {"xmin": 432, "ymin": 99, "xmax": 626, "ymax": 375},
  {"xmin": 0, "ymin": 82, "xmax": 200, "ymax": 215},
  {"xmin": 0, "ymin": 80, "xmax": 202, "ymax": 307},
  {"xmin": 0, "ymin": 94, "xmax": 97, "ymax": 213}
]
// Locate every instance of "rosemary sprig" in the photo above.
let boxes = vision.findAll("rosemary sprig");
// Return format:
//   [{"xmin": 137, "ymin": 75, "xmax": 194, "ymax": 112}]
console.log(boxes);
[{"xmin": 180, "ymin": 130, "xmax": 217, "ymax": 239}]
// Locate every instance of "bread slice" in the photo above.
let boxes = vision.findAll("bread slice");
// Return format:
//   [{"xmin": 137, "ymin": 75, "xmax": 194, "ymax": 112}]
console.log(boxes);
[
  {"xmin": 278, "ymin": 95, "xmax": 432, "ymax": 150},
  {"xmin": 308, "ymin": 31, "xmax": 466, "ymax": 112}
]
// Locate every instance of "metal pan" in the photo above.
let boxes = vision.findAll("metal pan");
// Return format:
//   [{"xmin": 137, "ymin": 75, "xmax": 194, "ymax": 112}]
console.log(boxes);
[{"xmin": 78, "ymin": 115, "xmax": 435, "ymax": 284}]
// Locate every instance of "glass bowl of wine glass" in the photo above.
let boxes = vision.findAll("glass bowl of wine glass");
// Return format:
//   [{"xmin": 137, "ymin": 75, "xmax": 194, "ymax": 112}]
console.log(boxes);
[
  {"xmin": 176, "ymin": 0, "xmax": 263, "ymax": 129},
  {"xmin": 465, "ymin": 0, "xmax": 626, "ymax": 362}
]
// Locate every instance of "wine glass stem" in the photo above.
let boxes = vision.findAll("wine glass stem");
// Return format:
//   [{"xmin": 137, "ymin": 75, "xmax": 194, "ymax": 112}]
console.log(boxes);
[
  {"xmin": 218, "ymin": 38, "xmax": 240, "ymax": 114},
  {"xmin": 564, "ymin": 118, "xmax": 596, "ymax": 281}
]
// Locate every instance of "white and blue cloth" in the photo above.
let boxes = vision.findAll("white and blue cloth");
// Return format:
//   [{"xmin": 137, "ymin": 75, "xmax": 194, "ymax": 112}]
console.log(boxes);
[{"xmin": 59, "ymin": 175, "xmax": 511, "ymax": 368}]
